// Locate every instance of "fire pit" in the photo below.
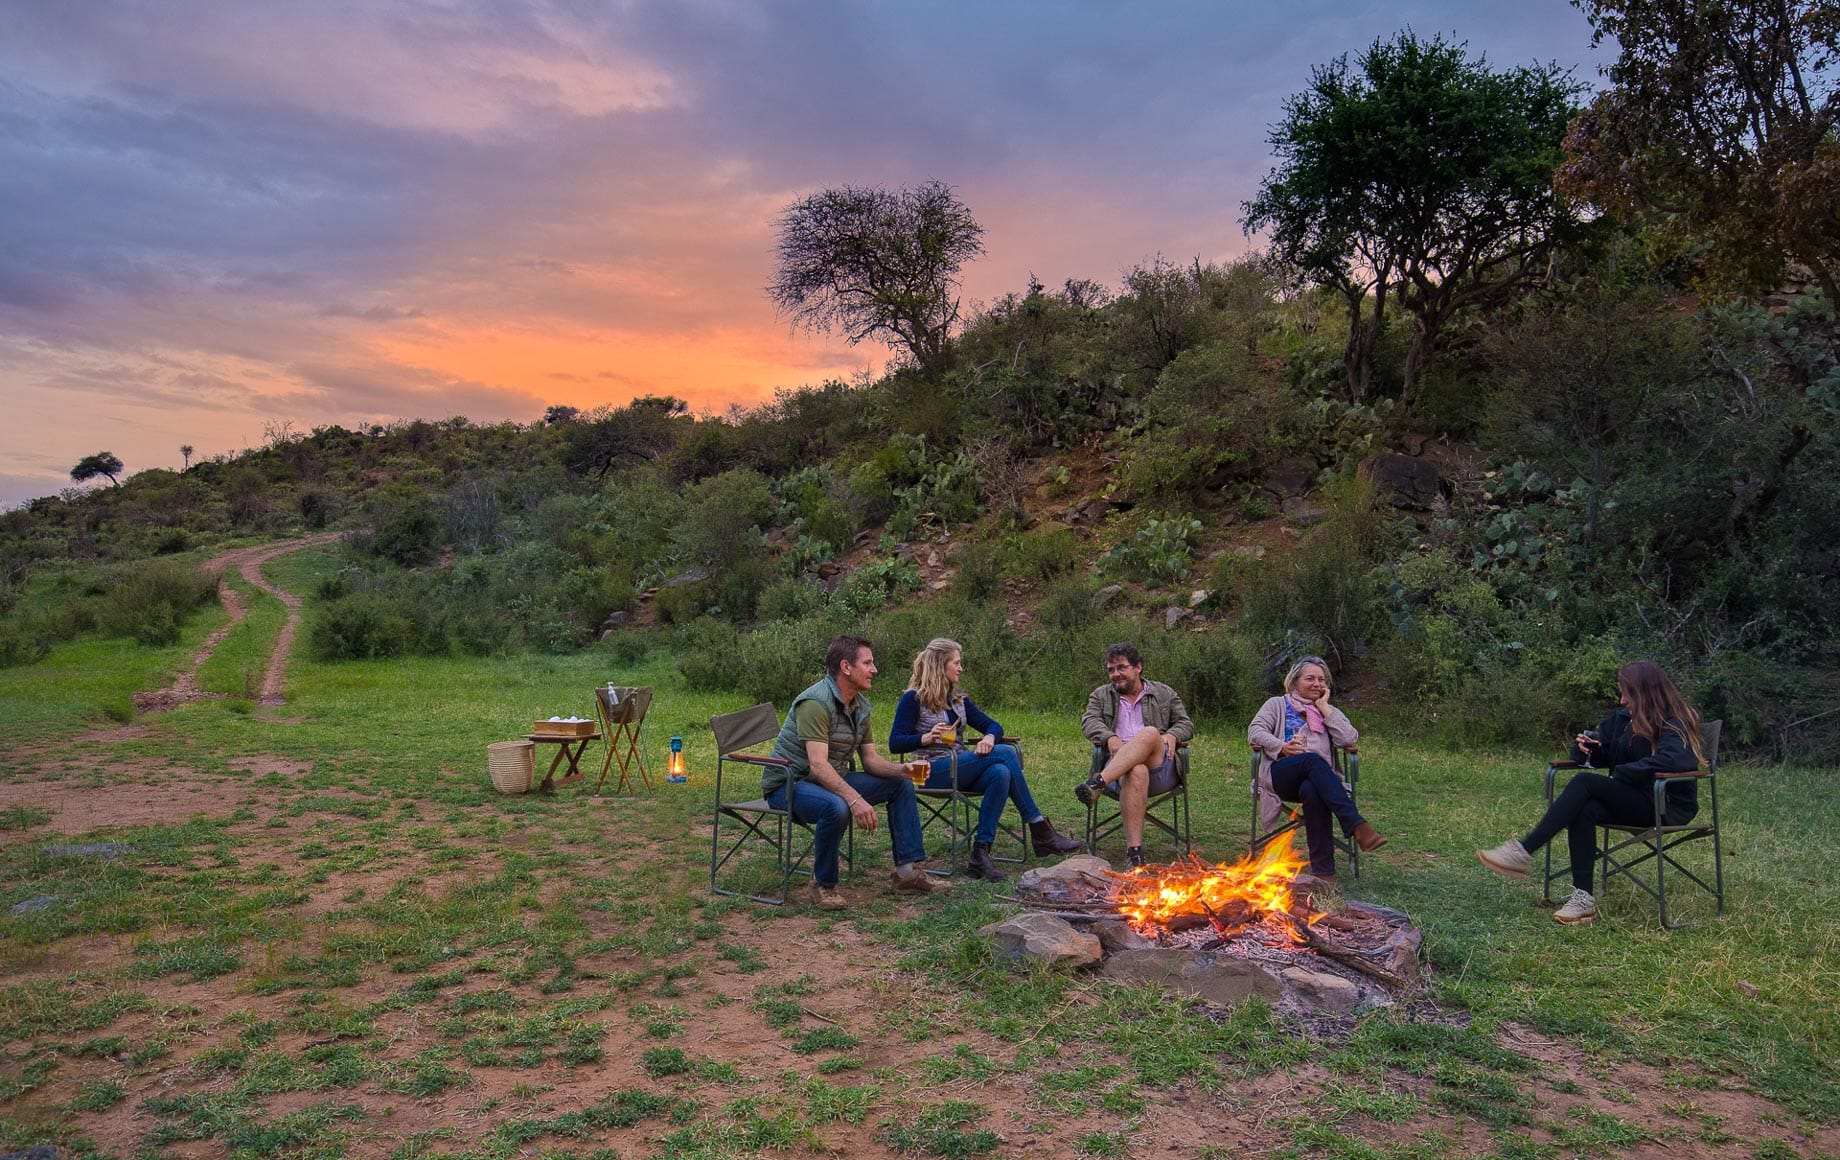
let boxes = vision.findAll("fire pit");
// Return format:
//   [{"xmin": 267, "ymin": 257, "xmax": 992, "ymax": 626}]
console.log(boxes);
[{"xmin": 999, "ymin": 837, "xmax": 1423, "ymax": 1016}]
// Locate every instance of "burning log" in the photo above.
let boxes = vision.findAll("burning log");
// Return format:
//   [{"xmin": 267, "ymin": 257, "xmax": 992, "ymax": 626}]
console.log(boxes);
[{"xmin": 1278, "ymin": 904, "xmax": 1421, "ymax": 988}]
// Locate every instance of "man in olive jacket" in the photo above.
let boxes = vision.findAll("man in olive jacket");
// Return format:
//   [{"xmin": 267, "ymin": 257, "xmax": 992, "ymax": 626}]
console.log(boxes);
[{"xmin": 1075, "ymin": 642, "xmax": 1195, "ymax": 868}]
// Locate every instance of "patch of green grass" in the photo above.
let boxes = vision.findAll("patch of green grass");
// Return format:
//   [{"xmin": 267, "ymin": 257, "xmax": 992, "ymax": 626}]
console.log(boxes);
[
  {"xmin": 1077, "ymin": 1129, "xmax": 1134, "ymax": 1157},
  {"xmin": 0, "ymin": 807, "xmax": 51, "ymax": 831},
  {"xmin": 875, "ymin": 1100, "xmax": 1000, "ymax": 1158},
  {"xmin": 790, "ymin": 1026, "xmax": 862, "ymax": 1055},
  {"xmin": 66, "ymin": 1078, "xmax": 126, "ymax": 1113}
]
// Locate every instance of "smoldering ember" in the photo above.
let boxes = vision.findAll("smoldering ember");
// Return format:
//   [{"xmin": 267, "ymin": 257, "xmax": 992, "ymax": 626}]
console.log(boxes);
[{"xmin": 981, "ymin": 839, "xmax": 1424, "ymax": 1019}]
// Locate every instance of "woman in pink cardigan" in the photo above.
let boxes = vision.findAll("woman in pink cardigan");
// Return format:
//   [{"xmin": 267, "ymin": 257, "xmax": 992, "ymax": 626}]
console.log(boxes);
[{"xmin": 1248, "ymin": 656, "xmax": 1385, "ymax": 882}]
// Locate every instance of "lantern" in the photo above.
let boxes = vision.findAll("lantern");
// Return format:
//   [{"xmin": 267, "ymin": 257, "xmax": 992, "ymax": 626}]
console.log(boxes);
[{"xmin": 666, "ymin": 735, "xmax": 687, "ymax": 783}]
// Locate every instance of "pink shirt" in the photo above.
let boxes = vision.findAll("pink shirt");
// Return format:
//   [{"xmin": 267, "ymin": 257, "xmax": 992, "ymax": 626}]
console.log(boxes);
[{"xmin": 1114, "ymin": 689, "xmax": 1147, "ymax": 742}]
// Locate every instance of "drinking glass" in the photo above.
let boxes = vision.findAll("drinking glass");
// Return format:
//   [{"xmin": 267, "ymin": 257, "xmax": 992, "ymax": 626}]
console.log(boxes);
[
  {"xmin": 1580, "ymin": 729, "xmax": 1601, "ymax": 770},
  {"xmin": 907, "ymin": 760, "xmax": 930, "ymax": 786}
]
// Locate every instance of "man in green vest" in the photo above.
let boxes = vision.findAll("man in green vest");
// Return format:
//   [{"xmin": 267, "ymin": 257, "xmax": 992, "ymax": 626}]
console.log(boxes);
[{"xmin": 766, "ymin": 634, "xmax": 951, "ymax": 910}]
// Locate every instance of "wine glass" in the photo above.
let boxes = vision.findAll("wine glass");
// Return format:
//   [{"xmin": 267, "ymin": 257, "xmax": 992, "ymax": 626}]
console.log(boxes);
[{"xmin": 1580, "ymin": 729, "xmax": 1601, "ymax": 770}]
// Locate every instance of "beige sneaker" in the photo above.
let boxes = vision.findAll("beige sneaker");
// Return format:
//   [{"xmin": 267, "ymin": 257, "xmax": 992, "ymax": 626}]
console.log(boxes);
[
  {"xmin": 1553, "ymin": 888, "xmax": 1598, "ymax": 925},
  {"xmin": 807, "ymin": 881, "xmax": 847, "ymax": 911},
  {"xmin": 1477, "ymin": 839, "xmax": 1532, "ymax": 880},
  {"xmin": 890, "ymin": 870, "xmax": 952, "ymax": 895}
]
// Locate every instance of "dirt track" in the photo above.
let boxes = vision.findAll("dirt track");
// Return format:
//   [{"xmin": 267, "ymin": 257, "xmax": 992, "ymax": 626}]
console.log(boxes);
[{"xmin": 130, "ymin": 532, "xmax": 342, "ymax": 713}]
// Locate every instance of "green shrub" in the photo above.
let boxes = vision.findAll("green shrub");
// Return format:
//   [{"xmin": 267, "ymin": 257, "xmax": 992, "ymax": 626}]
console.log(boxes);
[
  {"xmin": 758, "ymin": 577, "xmax": 825, "ymax": 623},
  {"xmin": 737, "ymin": 616, "xmax": 844, "ymax": 706},
  {"xmin": 366, "ymin": 485, "xmax": 441, "ymax": 567},
  {"xmin": 1101, "ymin": 513, "xmax": 1204, "ymax": 585},
  {"xmin": 715, "ymin": 557, "xmax": 772, "ymax": 622},
  {"xmin": 1035, "ymin": 577, "xmax": 1102, "ymax": 635},
  {"xmin": 834, "ymin": 557, "xmax": 921, "ymax": 617},
  {"xmin": 96, "ymin": 560, "xmax": 218, "ymax": 646},
  {"xmin": 951, "ymin": 541, "xmax": 1004, "ymax": 602},
  {"xmin": 308, "ymin": 592, "xmax": 417, "ymax": 660},
  {"xmin": 652, "ymin": 581, "xmax": 712, "ymax": 626},
  {"xmin": 1153, "ymin": 629, "xmax": 1263, "ymax": 720},
  {"xmin": 1005, "ymin": 529, "xmax": 1081, "ymax": 581},
  {"xmin": 1240, "ymin": 478, "xmax": 1391, "ymax": 660},
  {"xmin": 676, "ymin": 618, "xmax": 743, "ymax": 693}
]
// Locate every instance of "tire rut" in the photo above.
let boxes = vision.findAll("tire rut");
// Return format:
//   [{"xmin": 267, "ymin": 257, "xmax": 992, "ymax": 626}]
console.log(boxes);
[{"xmin": 132, "ymin": 532, "xmax": 343, "ymax": 713}]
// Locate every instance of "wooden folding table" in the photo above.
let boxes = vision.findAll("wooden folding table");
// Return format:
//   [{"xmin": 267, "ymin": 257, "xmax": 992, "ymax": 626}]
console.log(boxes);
[{"xmin": 594, "ymin": 685, "xmax": 655, "ymax": 795}]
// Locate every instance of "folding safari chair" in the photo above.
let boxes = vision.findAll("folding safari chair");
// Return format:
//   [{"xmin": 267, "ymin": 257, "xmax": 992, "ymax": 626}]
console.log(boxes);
[
  {"xmin": 594, "ymin": 685, "xmax": 653, "ymax": 795},
  {"xmin": 708, "ymin": 702, "xmax": 852, "ymax": 905},
  {"xmin": 1084, "ymin": 743, "xmax": 1190, "ymax": 860},
  {"xmin": 894, "ymin": 736, "xmax": 1029, "ymax": 876},
  {"xmin": 1250, "ymin": 744, "xmax": 1361, "ymax": 879},
  {"xmin": 1543, "ymin": 720, "xmax": 1724, "ymax": 928}
]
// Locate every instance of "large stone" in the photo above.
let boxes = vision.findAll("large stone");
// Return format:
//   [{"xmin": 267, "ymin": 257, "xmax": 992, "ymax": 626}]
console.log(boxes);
[
  {"xmin": 8, "ymin": 896, "xmax": 57, "ymax": 917},
  {"xmin": 1358, "ymin": 453, "xmax": 1443, "ymax": 510},
  {"xmin": 42, "ymin": 843, "xmax": 130, "ymax": 860},
  {"xmin": 1280, "ymin": 497, "xmax": 1326, "ymax": 526},
  {"xmin": 1092, "ymin": 583, "xmax": 1126, "ymax": 609},
  {"xmin": 1015, "ymin": 856, "xmax": 1116, "ymax": 907},
  {"xmin": 1091, "ymin": 918, "xmax": 1154, "ymax": 954},
  {"xmin": 1102, "ymin": 949, "xmax": 1284, "ymax": 1007},
  {"xmin": 979, "ymin": 913, "xmax": 1102, "ymax": 969},
  {"xmin": 1164, "ymin": 606, "xmax": 1191, "ymax": 630},
  {"xmin": 1280, "ymin": 967, "xmax": 1361, "ymax": 1015},
  {"xmin": 1265, "ymin": 457, "xmax": 1319, "ymax": 498}
]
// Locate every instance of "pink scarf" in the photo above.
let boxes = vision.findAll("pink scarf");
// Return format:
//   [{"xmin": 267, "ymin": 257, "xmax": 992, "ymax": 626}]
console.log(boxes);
[{"xmin": 1289, "ymin": 696, "xmax": 1326, "ymax": 735}]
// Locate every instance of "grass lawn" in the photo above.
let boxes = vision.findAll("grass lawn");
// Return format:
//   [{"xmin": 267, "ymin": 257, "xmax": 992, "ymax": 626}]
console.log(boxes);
[{"xmin": 0, "ymin": 549, "xmax": 1836, "ymax": 1158}]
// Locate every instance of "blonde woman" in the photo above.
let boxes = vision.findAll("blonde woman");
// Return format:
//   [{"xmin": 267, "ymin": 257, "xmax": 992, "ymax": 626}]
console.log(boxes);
[
  {"xmin": 1248, "ymin": 655, "xmax": 1385, "ymax": 883},
  {"xmin": 889, "ymin": 638, "xmax": 1083, "ymax": 880},
  {"xmin": 1479, "ymin": 660, "xmax": 1706, "ymax": 925}
]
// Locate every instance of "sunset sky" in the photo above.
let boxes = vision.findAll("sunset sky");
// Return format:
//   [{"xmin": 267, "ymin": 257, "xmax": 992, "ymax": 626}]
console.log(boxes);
[{"xmin": 0, "ymin": 1, "xmax": 1607, "ymax": 508}]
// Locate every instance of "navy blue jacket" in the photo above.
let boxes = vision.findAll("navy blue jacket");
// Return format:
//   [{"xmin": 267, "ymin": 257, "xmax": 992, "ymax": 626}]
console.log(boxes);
[
  {"xmin": 1571, "ymin": 709, "xmax": 1700, "ymax": 822},
  {"xmin": 888, "ymin": 690, "xmax": 1002, "ymax": 755}
]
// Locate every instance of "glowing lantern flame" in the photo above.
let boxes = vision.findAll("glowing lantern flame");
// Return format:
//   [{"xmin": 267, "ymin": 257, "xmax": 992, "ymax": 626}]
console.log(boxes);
[{"xmin": 1111, "ymin": 833, "xmax": 1314, "ymax": 936}]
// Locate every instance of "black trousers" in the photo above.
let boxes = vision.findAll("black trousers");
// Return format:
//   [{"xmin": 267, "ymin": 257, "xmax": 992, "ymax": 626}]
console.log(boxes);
[{"xmin": 1522, "ymin": 772, "xmax": 1674, "ymax": 893}]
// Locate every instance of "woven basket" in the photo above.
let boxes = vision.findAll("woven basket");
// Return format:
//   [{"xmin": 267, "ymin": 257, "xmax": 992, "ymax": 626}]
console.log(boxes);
[{"xmin": 488, "ymin": 740, "xmax": 534, "ymax": 794}]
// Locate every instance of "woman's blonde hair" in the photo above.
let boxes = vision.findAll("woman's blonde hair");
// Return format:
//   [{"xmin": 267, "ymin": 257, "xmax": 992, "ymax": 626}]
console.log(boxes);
[
  {"xmin": 908, "ymin": 637, "xmax": 963, "ymax": 711},
  {"xmin": 1283, "ymin": 656, "xmax": 1331, "ymax": 696}
]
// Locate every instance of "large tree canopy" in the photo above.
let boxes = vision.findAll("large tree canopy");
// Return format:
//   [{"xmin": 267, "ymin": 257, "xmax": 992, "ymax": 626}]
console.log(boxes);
[
  {"xmin": 70, "ymin": 451, "xmax": 124, "ymax": 487},
  {"xmin": 768, "ymin": 180, "xmax": 984, "ymax": 375},
  {"xmin": 1244, "ymin": 33, "xmax": 1585, "ymax": 402},
  {"xmin": 1558, "ymin": 0, "xmax": 1840, "ymax": 302}
]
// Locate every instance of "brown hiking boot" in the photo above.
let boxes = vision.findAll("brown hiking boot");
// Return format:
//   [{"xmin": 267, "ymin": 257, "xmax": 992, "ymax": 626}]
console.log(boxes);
[
  {"xmin": 890, "ymin": 869, "xmax": 951, "ymax": 895},
  {"xmin": 1029, "ymin": 818, "xmax": 1084, "ymax": 856},
  {"xmin": 1352, "ymin": 822, "xmax": 1387, "ymax": 853},
  {"xmin": 807, "ymin": 881, "xmax": 846, "ymax": 911}
]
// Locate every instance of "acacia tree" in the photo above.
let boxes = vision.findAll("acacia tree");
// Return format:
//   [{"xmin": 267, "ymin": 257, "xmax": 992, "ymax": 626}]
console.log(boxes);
[
  {"xmin": 70, "ymin": 451, "xmax": 123, "ymax": 487},
  {"xmin": 768, "ymin": 180, "xmax": 984, "ymax": 375},
  {"xmin": 179, "ymin": 444, "xmax": 194, "ymax": 470},
  {"xmin": 1244, "ymin": 33, "xmax": 1586, "ymax": 403},
  {"xmin": 1558, "ymin": 0, "xmax": 1840, "ymax": 302}
]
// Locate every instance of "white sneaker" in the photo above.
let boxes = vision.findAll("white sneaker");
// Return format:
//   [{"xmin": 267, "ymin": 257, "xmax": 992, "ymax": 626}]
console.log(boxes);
[
  {"xmin": 1553, "ymin": 888, "xmax": 1598, "ymax": 925},
  {"xmin": 1477, "ymin": 839, "xmax": 1532, "ymax": 880}
]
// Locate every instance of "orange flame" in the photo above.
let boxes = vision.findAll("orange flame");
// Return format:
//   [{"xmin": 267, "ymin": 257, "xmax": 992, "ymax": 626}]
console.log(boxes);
[{"xmin": 1112, "ymin": 833, "xmax": 1311, "ymax": 930}]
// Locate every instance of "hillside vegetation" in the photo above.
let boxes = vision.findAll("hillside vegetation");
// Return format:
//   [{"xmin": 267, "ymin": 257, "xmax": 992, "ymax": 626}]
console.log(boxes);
[{"xmin": 4, "ymin": 256, "xmax": 1836, "ymax": 757}]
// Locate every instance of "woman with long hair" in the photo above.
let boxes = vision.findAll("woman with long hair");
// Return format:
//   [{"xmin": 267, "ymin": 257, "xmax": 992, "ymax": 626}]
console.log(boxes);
[
  {"xmin": 1249, "ymin": 655, "xmax": 1384, "ymax": 884},
  {"xmin": 1479, "ymin": 660, "xmax": 1706, "ymax": 925},
  {"xmin": 888, "ymin": 638, "xmax": 1083, "ymax": 880}
]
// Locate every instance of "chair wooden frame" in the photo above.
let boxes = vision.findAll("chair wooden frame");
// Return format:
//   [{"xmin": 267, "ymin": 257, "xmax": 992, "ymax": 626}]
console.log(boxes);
[
  {"xmin": 1250, "ymin": 745, "xmax": 1361, "ymax": 879},
  {"xmin": 708, "ymin": 702, "xmax": 852, "ymax": 905},
  {"xmin": 1542, "ymin": 720, "xmax": 1724, "ymax": 929},
  {"xmin": 895, "ymin": 736, "xmax": 1029, "ymax": 876},
  {"xmin": 1083, "ymin": 744, "xmax": 1190, "ymax": 860},
  {"xmin": 594, "ymin": 685, "xmax": 654, "ymax": 796}
]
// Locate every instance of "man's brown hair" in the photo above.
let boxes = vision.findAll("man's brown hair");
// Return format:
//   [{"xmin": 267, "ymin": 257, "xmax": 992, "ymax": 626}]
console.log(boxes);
[{"xmin": 826, "ymin": 634, "xmax": 874, "ymax": 678}]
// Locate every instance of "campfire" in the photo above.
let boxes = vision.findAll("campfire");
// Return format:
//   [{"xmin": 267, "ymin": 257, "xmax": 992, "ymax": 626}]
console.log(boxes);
[
  {"xmin": 1111, "ymin": 839, "xmax": 1312, "ymax": 938},
  {"xmin": 1009, "ymin": 835, "xmax": 1422, "ymax": 992}
]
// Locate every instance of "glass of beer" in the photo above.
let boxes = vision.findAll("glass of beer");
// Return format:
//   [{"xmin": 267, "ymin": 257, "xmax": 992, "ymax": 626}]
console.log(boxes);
[{"xmin": 907, "ymin": 760, "xmax": 930, "ymax": 785}]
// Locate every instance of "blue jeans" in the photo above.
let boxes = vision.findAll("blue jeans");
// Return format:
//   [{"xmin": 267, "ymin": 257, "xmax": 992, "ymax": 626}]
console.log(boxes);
[
  {"xmin": 1270, "ymin": 753, "xmax": 1364, "ymax": 876},
  {"xmin": 766, "ymin": 772, "xmax": 926, "ymax": 887},
  {"xmin": 925, "ymin": 747, "xmax": 1042, "ymax": 844}
]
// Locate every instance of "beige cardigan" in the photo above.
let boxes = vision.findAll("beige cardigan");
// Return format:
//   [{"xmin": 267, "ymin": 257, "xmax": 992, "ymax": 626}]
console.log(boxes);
[{"xmin": 1247, "ymin": 695, "xmax": 1358, "ymax": 831}]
